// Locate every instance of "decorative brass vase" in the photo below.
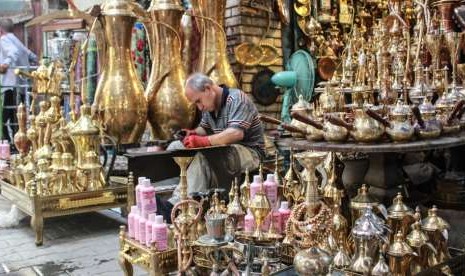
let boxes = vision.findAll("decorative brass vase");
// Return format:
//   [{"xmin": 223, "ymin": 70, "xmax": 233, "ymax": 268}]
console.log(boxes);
[
  {"xmin": 249, "ymin": 182, "xmax": 271, "ymax": 240},
  {"xmin": 190, "ymin": 0, "xmax": 238, "ymax": 87},
  {"xmin": 14, "ymin": 103, "xmax": 31, "ymax": 157},
  {"xmin": 92, "ymin": 0, "xmax": 147, "ymax": 144},
  {"xmin": 145, "ymin": 0, "xmax": 196, "ymax": 139}
]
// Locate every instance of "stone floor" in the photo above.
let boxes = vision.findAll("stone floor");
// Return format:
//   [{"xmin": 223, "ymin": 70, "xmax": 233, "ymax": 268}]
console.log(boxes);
[{"xmin": 0, "ymin": 197, "xmax": 148, "ymax": 276}]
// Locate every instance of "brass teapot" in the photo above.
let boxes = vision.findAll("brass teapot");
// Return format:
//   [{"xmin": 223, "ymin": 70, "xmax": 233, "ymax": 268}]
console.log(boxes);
[
  {"xmin": 92, "ymin": 0, "xmax": 148, "ymax": 144},
  {"xmin": 384, "ymin": 100, "xmax": 415, "ymax": 142},
  {"xmin": 326, "ymin": 108, "xmax": 385, "ymax": 143},
  {"xmin": 435, "ymin": 97, "xmax": 464, "ymax": 134},
  {"xmin": 290, "ymin": 111, "xmax": 325, "ymax": 141},
  {"xmin": 412, "ymin": 99, "xmax": 442, "ymax": 139},
  {"xmin": 319, "ymin": 112, "xmax": 350, "ymax": 142},
  {"xmin": 290, "ymin": 95, "xmax": 312, "ymax": 139}
]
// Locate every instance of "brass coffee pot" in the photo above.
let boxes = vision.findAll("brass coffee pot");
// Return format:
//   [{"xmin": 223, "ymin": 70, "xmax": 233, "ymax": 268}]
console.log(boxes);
[
  {"xmin": 421, "ymin": 205, "xmax": 451, "ymax": 266},
  {"xmin": 144, "ymin": 0, "xmax": 196, "ymax": 139},
  {"xmin": 327, "ymin": 108, "xmax": 385, "ymax": 143},
  {"xmin": 385, "ymin": 100, "xmax": 415, "ymax": 142},
  {"xmin": 350, "ymin": 184, "xmax": 380, "ymax": 225},
  {"xmin": 190, "ymin": 0, "xmax": 238, "ymax": 87},
  {"xmin": 92, "ymin": 0, "xmax": 148, "ymax": 144},
  {"xmin": 290, "ymin": 95, "xmax": 312, "ymax": 139},
  {"xmin": 387, "ymin": 231, "xmax": 416, "ymax": 276},
  {"xmin": 387, "ymin": 193, "xmax": 414, "ymax": 241},
  {"xmin": 412, "ymin": 99, "xmax": 442, "ymax": 139}
]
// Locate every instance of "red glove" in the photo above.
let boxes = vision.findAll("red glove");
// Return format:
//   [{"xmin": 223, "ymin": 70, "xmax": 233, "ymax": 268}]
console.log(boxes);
[{"xmin": 183, "ymin": 135, "xmax": 211, "ymax": 148}]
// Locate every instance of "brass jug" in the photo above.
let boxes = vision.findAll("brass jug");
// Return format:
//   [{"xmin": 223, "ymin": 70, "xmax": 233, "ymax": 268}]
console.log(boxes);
[
  {"xmin": 13, "ymin": 103, "xmax": 31, "ymax": 157},
  {"xmin": 191, "ymin": 0, "xmax": 238, "ymax": 87},
  {"xmin": 145, "ymin": 0, "xmax": 196, "ymax": 139},
  {"xmin": 93, "ymin": 0, "xmax": 147, "ymax": 144}
]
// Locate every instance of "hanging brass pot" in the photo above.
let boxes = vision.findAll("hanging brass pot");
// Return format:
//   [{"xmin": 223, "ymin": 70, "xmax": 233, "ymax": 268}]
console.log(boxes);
[{"xmin": 144, "ymin": 0, "xmax": 196, "ymax": 139}]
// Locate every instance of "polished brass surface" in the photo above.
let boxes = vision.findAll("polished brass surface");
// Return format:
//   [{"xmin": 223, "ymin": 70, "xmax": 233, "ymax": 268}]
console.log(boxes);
[
  {"xmin": 14, "ymin": 103, "xmax": 31, "ymax": 157},
  {"xmin": 191, "ymin": 0, "xmax": 238, "ymax": 87},
  {"xmin": 293, "ymin": 247, "xmax": 332, "ymax": 276},
  {"xmin": 322, "ymin": 112, "xmax": 350, "ymax": 142},
  {"xmin": 240, "ymin": 168, "xmax": 250, "ymax": 209},
  {"xmin": 387, "ymin": 193, "xmax": 414, "ymax": 241},
  {"xmin": 387, "ymin": 231, "xmax": 415, "ymax": 276},
  {"xmin": 421, "ymin": 205, "xmax": 450, "ymax": 265},
  {"xmin": 350, "ymin": 184, "xmax": 379, "ymax": 225},
  {"xmin": 145, "ymin": 0, "xmax": 196, "ymax": 140},
  {"xmin": 290, "ymin": 95, "xmax": 312, "ymax": 139},
  {"xmin": 92, "ymin": 0, "xmax": 147, "ymax": 144},
  {"xmin": 283, "ymin": 151, "xmax": 304, "ymax": 205},
  {"xmin": 386, "ymin": 100, "xmax": 415, "ymax": 142},
  {"xmin": 249, "ymin": 182, "xmax": 271, "ymax": 240}
]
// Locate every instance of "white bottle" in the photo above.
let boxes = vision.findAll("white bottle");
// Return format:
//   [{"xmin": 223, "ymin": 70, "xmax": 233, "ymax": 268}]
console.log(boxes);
[
  {"xmin": 128, "ymin": 205, "xmax": 138, "ymax": 239},
  {"xmin": 138, "ymin": 215, "xmax": 147, "ymax": 244},
  {"xmin": 145, "ymin": 213, "xmax": 156, "ymax": 247},
  {"xmin": 152, "ymin": 215, "xmax": 168, "ymax": 251},
  {"xmin": 136, "ymin": 176, "xmax": 146, "ymax": 210},
  {"xmin": 140, "ymin": 179, "xmax": 157, "ymax": 219}
]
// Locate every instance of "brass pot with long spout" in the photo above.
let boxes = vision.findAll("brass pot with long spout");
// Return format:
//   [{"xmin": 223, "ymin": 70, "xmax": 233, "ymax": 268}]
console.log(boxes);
[
  {"xmin": 190, "ymin": 0, "xmax": 238, "ymax": 87},
  {"xmin": 92, "ymin": 0, "xmax": 147, "ymax": 144},
  {"xmin": 145, "ymin": 0, "xmax": 196, "ymax": 139}
]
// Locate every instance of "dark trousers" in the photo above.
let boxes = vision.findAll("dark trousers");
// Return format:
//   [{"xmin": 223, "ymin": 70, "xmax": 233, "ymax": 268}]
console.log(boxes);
[{"xmin": 2, "ymin": 90, "xmax": 22, "ymax": 143}]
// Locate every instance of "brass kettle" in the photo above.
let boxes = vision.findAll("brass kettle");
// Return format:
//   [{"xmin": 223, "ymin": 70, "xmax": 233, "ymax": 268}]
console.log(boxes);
[
  {"xmin": 412, "ymin": 99, "xmax": 442, "ymax": 139},
  {"xmin": 320, "ymin": 112, "xmax": 350, "ymax": 142},
  {"xmin": 385, "ymin": 100, "xmax": 415, "ymax": 142},
  {"xmin": 290, "ymin": 111, "xmax": 325, "ymax": 141},
  {"xmin": 144, "ymin": 0, "xmax": 196, "ymax": 139},
  {"xmin": 92, "ymin": 0, "xmax": 148, "ymax": 144},
  {"xmin": 435, "ymin": 97, "xmax": 464, "ymax": 134},
  {"xmin": 190, "ymin": 0, "xmax": 238, "ymax": 87},
  {"xmin": 290, "ymin": 96, "xmax": 313, "ymax": 139}
]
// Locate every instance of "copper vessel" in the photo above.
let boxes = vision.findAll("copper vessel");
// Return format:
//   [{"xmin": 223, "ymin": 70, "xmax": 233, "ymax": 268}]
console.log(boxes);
[
  {"xmin": 92, "ymin": 0, "xmax": 147, "ymax": 144},
  {"xmin": 191, "ymin": 0, "xmax": 238, "ymax": 87},
  {"xmin": 145, "ymin": 0, "xmax": 196, "ymax": 139}
]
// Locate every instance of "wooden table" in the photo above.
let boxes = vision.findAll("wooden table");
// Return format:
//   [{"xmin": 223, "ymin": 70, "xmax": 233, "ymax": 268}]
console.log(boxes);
[
  {"xmin": 277, "ymin": 134, "xmax": 465, "ymax": 200},
  {"xmin": 0, "ymin": 175, "xmax": 134, "ymax": 246}
]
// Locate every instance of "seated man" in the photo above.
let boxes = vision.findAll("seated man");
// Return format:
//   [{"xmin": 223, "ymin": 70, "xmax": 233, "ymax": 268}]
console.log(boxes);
[{"xmin": 162, "ymin": 73, "xmax": 265, "ymax": 214}]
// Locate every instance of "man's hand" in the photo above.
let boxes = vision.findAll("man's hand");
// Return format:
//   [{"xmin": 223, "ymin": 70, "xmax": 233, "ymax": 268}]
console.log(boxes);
[
  {"xmin": 0, "ymin": 64, "xmax": 8, "ymax": 74},
  {"xmin": 183, "ymin": 135, "xmax": 211, "ymax": 148}
]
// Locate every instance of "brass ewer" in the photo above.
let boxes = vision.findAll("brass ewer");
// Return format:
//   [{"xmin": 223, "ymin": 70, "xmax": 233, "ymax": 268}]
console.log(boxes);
[
  {"xmin": 144, "ymin": 0, "xmax": 196, "ymax": 139},
  {"xmin": 387, "ymin": 193, "xmax": 414, "ymax": 242},
  {"xmin": 92, "ymin": 0, "xmax": 148, "ymax": 144},
  {"xmin": 387, "ymin": 231, "xmax": 416, "ymax": 276},
  {"xmin": 421, "ymin": 205, "xmax": 451, "ymax": 266},
  {"xmin": 190, "ymin": 0, "xmax": 238, "ymax": 87}
]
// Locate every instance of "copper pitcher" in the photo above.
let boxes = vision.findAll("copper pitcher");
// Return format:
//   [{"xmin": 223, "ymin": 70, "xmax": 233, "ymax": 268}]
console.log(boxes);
[
  {"xmin": 92, "ymin": 0, "xmax": 148, "ymax": 144},
  {"xmin": 191, "ymin": 0, "xmax": 238, "ymax": 87},
  {"xmin": 144, "ymin": 0, "xmax": 196, "ymax": 139}
]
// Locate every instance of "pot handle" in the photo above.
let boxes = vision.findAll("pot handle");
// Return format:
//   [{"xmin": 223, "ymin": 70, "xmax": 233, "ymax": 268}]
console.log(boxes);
[
  {"xmin": 325, "ymin": 114, "xmax": 353, "ymax": 131},
  {"xmin": 282, "ymin": 123, "xmax": 307, "ymax": 134},
  {"xmin": 291, "ymin": 111, "xmax": 324, "ymax": 130},
  {"xmin": 100, "ymin": 134, "xmax": 117, "ymax": 183},
  {"xmin": 447, "ymin": 99, "xmax": 465, "ymax": 125},
  {"xmin": 411, "ymin": 106, "xmax": 425, "ymax": 128},
  {"xmin": 366, "ymin": 109, "xmax": 391, "ymax": 128},
  {"xmin": 259, "ymin": 114, "xmax": 282, "ymax": 125}
]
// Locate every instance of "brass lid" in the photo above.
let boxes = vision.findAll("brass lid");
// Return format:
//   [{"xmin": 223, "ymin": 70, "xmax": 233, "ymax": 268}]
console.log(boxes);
[
  {"xmin": 406, "ymin": 221, "xmax": 429, "ymax": 248},
  {"xmin": 291, "ymin": 95, "xmax": 311, "ymax": 112},
  {"xmin": 387, "ymin": 193, "xmax": 413, "ymax": 219},
  {"xmin": 70, "ymin": 104, "xmax": 100, "ymax": 136},
  {"xmin": 391, "ymin": 100, "xmax": 411, "ymax": 116},
  {"xmin": 148, "ymin": 0, "xmax": 183, "ymax": 11},
  {"xmin": 419, "ymin": 98, "xmax": 436, "ymax": 114},
  {"xmin": 388, "ymin": 231, "xmax": 415, "ymax": 257},
  {"xmin": 350, "ymin": 184, "xmax": 378, "ymax": 209},
  {"xmin": 421, "ymin": 205, "xmax": 450, "ymax": 232},
  {"xmin": 227, "ymin": 182, "xmax": 245, "ymax": 216},
  {"xmin": 101, "ymin": 0, "xmax": 144, "ymax": 17}
]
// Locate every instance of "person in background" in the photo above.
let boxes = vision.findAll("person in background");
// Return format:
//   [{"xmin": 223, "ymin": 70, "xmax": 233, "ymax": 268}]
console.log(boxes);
[
  {"xmin": 0, "ymin": 18, "xmax": 38, "ymax": 143},
  {"xmin": 156, "ymin": 73, "xmax": 265, "ymax": 221}
]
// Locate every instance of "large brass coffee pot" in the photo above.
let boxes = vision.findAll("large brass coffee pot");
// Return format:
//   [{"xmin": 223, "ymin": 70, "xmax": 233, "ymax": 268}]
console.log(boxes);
[
  {"xmin": 92, "ymin": 0, "xmax": 148, "ymax": 144},
  {"xmin": 144, "ymin": 0, "xmax": 196, "ymax": 139},
  {"xmin": 191, "ymin": 0, "xmax": 238, "ymax": 87}
]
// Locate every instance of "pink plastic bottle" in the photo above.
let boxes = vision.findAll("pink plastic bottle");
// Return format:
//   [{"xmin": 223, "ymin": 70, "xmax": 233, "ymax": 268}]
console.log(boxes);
[
  {"xmin": 152, "ymin": 215, "xmax": 168, "ymax": 251},
  {"xmin": 249, "ymin": 175, "xmax": 262, "ymax": 200},
  {"xmin": 136, "ymin": 176, "xmax": 146, "ymax": 210},
  {"xmin": 279, "ymin": 201, "xmax": 291, "ymax": 232},
  {"xmin": 138, "ymin": 215, "xmax": 147, "ymax": 244},
  {"xmin": 134, "ymin": 208, "xmax": 140, "ymax": 241},
  {"xmin": 264, "ymin": 174, "xmax": 278, "ymax": 208},
  {"xmin": 140, "ymin": 179, "xmax": 157, "ymax": 219},
  {"xmin": 3, "ymin": 141, "xmax": 10, "ymax": 160},
  {"xmin": 128, "ymin": 205, "xmax": 138, "ymax": 239},
  {"xmin": 270, "ymin": 209, "xmax": 282, "ymax": 234},
  {"xmin": 145, "ymin": 213, "xmax": 156, "ymax": 247},
  {"xmin": 244, "ymin": 208, "xmax": 255, "ymax": 233}
]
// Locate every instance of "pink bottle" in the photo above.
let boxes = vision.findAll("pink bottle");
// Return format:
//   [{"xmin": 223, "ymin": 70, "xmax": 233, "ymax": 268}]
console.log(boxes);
[
  {"xmin": 138, "ymin": 215, "xmax": 147, "ymax": 244},
  {"xmin": 264, "ymin": 174, "xmax": 278, "ymax": 208},
  {"xmin": 140, "ymin": 179, "xmax": 157, "ymax": 219},
  {"xmin": 270, "ymin": 209, "xmax": 282, "ymax": 234},
  {"xmin": 152, "ymin": 215, "xmax": 168, "ymax": 251},
  {"xmin": 279, "ymin": 201, "xmax": 291, "ymax": 231},
  {"xmin": 136, "ymin": 176, "xmax": 146, "ymax": 210},
  {"xmin": 1, "ymin": 140, "xmax": 10, "ymax": 160},
  {"xmin": 244, "ymin": 208, "xmax": 255, "ymax": 233},
  {"xmin": 134, "ymin": 208, "xmax": 141, "ymax": 241},
  {"xmin": 249, "ymin": 175, "xmax": 262, "ymax": 200},
  {"xmin": 128, "ymin": 205, "xmax": 138, "ymax": 239},
  {"xmin": 145, "ymin": 213, "xmax": 156, "ymax": 247}
]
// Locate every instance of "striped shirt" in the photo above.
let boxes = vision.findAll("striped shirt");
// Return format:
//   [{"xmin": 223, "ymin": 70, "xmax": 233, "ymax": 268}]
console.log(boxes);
[{"xmin": 199, "ymin": 86, "xmax": 265, "ymax": 158}]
